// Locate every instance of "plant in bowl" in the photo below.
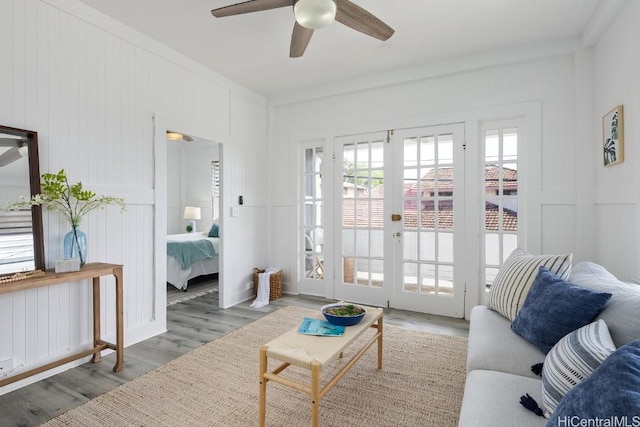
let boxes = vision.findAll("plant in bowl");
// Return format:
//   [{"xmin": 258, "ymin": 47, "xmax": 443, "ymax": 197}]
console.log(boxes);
[{"xmin": 321, "ymin": 303, "xmax": 366, "ymax": 326}]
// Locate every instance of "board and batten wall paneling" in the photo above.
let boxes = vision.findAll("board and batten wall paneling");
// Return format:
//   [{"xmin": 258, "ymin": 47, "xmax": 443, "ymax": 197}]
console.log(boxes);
[
  {"xmin": 0, "ymin": 0, "xmax": 266, "ymax": 395},
  {"xmin": 269, "ymin": 52, "xmax": 584, "ymax": 316},
  {"xmin": 592, "ymin": 0, "xmax": 640, "ymax": 281},
  {"xmin": 216, "ymin": 92, "xmax": 269, "ymax": 308}
]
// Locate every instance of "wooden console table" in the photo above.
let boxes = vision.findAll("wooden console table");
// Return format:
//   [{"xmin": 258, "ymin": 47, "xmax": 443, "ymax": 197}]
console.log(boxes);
[{"xmin": 0, "ymin": 262, "xmax": 124, "ymax": 387}]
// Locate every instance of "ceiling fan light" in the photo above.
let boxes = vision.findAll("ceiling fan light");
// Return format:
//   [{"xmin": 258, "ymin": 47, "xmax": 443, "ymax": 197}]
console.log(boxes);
[{"xmin": 294, "ymin": 0, "xmax": 336, "ymax": 30}]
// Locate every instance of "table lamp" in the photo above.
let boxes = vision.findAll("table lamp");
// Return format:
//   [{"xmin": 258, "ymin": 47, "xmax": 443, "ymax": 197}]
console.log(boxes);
[{"xmin": 183, "ymin": 206, "xmax": 201, "ymax": 233}]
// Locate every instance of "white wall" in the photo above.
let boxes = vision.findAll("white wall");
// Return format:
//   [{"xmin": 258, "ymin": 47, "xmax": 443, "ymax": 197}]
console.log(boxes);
[
  {"xmin": 269, "ymin": 45, "xmax": 591, "ymax": 317},
  {"xmin": 167, "ymin": 141, "xmax": 219, "ymax": 235},
  {"xmin": 591, "ymin": 0, "xmax": 640, "ymax": 281},
  {"xmin": 221, "ymin": 92, "xmax": 271, "ymax": 305},
  {"xmin": 167, "ymin": 141, "xmax": 183, "ymax": 234},
  {"xmin": 0, "ymin": 0, "xmax": 267, "ymax": 395}
]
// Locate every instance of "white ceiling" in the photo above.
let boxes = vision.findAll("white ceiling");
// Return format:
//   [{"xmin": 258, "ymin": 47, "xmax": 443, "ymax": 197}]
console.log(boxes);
[{"xmin": 76, "ymin": 0, "xmax": 601, "ymax": 98}]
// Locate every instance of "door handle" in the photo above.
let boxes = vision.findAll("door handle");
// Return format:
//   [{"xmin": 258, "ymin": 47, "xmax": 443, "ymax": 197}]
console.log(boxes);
[{"xmin": 391, "ymin": 214, "xmax": 402, "ymax": 222}]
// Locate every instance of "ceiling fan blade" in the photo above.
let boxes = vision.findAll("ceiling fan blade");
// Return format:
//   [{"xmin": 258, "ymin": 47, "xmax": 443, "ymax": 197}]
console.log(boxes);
[
  {"xmin": 211, "ymin": 0, "xmax": 293, "ymax": 18},
  {"xmin": 335, "ymin": 0, "xmax": 394, "ymax": 41},
  {"xmin": 0, "ymin": 137, "xmax": 24, "ymax": 147},
  {"xmin": 290, "ymin": 22, "xmax": 314, "ymax": 58},
  {"xmin": 0, "ymin": 147, "xmax": 25, "ymax": 167}
]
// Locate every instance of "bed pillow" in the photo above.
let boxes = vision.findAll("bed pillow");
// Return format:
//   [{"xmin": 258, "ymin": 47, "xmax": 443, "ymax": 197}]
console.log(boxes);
[
  {"xmin": 541, "ymin": 319, "xmax": 616, "ymax": 417},
  {"xmin": 486, "ymin": 248, "xmax": 573, "ymax": 320},
  {"xmin": 510, "ymin": 267, "xmax": 611, "ymax": 353},
  {"xmin": 546, "ymin": 339, "xmax": 640, "ymax": 425},
  {"xmin": 208, "ymin": 223, "xmax": 219, "ymax": 238}
]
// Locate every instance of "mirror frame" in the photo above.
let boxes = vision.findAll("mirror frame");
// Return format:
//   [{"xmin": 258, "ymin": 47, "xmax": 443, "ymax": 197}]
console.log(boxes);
[{"xmin": 0, "ymin": 124, "xmax": 45, "ymax": 273}]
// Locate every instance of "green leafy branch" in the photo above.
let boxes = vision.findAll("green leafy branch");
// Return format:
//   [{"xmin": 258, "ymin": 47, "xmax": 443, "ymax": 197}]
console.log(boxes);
[{"xmin": 3, "ymin": 169, "xmax": 126, "ymax": 227}]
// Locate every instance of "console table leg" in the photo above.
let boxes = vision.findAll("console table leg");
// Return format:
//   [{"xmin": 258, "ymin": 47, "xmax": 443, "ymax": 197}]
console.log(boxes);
[
  {"xmin": 311, "ymin": 361, "xmax": 321, "ymax": 427},
  {"xmin": 113, "ymin": 266, "xmax": 124, "ymax": 372},
  {"xmin": 91, "ymin": 276, "xmax": 102, "ymax": 363}
]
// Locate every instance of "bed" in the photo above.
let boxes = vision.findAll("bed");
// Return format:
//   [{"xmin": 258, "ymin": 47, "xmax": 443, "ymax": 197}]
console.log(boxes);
[{"xmin": 167, "ymin": 233, "xmax": 219, "ymax": 290}]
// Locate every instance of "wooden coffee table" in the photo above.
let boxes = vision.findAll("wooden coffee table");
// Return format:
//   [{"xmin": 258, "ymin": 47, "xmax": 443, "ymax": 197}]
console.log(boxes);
[{"xmin": 258, "ymin": 306, "xmax": 384, "ymax": 426}]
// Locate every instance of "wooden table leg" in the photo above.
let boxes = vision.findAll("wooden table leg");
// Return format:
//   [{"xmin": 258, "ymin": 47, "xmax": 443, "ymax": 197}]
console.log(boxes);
[
  {"xmin": 259, "ymin": 346, "xmax": 268, "ymax": 427},
  {"xmin": 311, "ymin": 361, "xmax": 321, "ymax": 427},
  {"xmin": 113, "ymin": 266, "xmax": 124, "ymax": 372},
  {"xmin": 91, "ymin": 276, "xmax": 102, "ymax": 363},
  {"xmin": 377, "ymin": 316, "xmax": 383, "ymax": 369}
]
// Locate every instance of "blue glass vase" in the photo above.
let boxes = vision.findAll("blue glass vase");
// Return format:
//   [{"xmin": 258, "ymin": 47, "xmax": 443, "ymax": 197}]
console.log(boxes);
[{"xmin": 64, "ymin": 226, "xmax": 87, "ymax": 266}]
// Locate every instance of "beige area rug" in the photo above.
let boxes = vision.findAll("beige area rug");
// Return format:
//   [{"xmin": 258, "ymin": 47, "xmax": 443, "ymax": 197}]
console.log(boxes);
[{"xmin": 43, "ymin": 306, "xmax": 468, "ymax": 427}]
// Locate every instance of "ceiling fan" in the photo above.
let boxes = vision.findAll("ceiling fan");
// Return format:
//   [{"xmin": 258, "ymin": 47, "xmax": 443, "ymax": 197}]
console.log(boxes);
[
  {"xmin": 0, "ymin": 137, "xmax": 28, "ymax": 167},
  {"xmin": 211, "ymin": 0, "xmax": 394, "ymax": 58}
]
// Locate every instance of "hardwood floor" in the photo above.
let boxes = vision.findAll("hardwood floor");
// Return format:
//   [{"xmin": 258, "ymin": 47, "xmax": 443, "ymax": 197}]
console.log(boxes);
[{"xmin": 0, "ymin": 286, "xmax": 469, "ymax": 427}]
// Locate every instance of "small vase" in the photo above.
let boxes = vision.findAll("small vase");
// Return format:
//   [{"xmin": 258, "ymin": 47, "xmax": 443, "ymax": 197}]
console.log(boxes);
[{"xmin": 64, "ymin": 226, "xmax": 87, "ymax": 266}]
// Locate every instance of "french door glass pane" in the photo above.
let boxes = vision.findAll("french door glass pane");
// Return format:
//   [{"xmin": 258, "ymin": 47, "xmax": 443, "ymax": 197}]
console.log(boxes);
[
  {"xmin": 419, "ymin": 232, "xmax": 436, "ymax": 261},
  {"xmin": 302, "ymin": 146, "xmax": 324, "ymax": 280},
  {"xmin": 404, "ymin": 138, "xmax": 417, "ymax": 167},
  {"xmin": 401, "ymin": 132, "xmax": 456, "ymax": 297},
  {"xmin": 438, "ymin": 232, "xmax": 453, "ymax": 262},
  {"xmin": 342, "ymin": 229, "xmax": 355, "ymax": 256},
  {"xmin": 370, "ymin": 230, "xmax": 384, "ymax": 258},
  {"xmin": 437, "ymin": 135, "xmax": 454, "ymax": 165},
  {"xmin": 341, "ymin": 137, "xmax": 385, "ymax": 288},
  {"xmin": 483, "ymin": 125, "xmax": 519, "ymax": 289},
  {"xmin": 403, "ymin": 231, "xmax": 418, "ymax": 260},
  {"xmin": 420, "ymin": 137, "xmax": 435, "ymax": 166},
  {"xmin": 403, "ymin": 262, "xmax": 418, "ymax": 292}
]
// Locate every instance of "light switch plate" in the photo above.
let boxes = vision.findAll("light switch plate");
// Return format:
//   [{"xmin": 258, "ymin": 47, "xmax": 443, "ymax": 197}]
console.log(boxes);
[{"xmin": 231, "ymin": 206, "xmax": 240, "ymax": 217}]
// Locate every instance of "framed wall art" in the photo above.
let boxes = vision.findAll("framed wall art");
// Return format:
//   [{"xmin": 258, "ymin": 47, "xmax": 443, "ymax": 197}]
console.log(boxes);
[{"xmin": 603, "ymin": 105, "xmax": 624, "ymax": 166}]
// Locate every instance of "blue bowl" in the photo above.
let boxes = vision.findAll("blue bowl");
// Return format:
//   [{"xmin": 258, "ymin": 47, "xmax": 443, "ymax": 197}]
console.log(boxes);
[{"xmin": 321, "ymin": 303, "xmax": 366, "ymax": 326}]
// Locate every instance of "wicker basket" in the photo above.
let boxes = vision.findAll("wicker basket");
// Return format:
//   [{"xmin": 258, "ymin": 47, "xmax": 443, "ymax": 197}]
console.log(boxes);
[{"xmin": 253, "ymin": 268, "xmax": 282, "ymax": 300}]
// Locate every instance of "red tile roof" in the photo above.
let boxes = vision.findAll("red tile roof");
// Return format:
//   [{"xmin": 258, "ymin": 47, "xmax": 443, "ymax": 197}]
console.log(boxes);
[{"xmin": 342, "ymin": 166, "xmax": 518, "ymax": 231}]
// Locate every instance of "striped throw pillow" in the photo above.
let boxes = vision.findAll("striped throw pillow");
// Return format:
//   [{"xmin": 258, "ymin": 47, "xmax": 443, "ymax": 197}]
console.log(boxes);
[
  {"xmin": 542, "ymin": 320, "xmax": 616, "ymax": 417},
  {"xmin": 486, "ymin": 248, "xmax": 572, "ymax": 320}
]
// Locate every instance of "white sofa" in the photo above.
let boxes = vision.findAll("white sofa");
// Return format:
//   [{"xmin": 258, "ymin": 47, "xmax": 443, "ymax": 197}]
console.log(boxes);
[{"xmin": 458, "ymin": 261, "xmax": 640, "ymax": 427}]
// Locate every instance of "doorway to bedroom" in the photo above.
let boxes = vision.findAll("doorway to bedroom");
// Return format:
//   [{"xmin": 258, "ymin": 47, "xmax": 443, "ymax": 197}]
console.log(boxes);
[{"xmin": 165, "ymin": 132, "xmax": 221, "ymax": 304}]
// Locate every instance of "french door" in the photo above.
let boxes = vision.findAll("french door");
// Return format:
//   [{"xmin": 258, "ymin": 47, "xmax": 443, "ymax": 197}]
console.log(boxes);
[
  {"xmin": 333, "ymin": 125, "xmax": 466, "ymax": 317},
  {"xmin": 390, "ymin": 125, "xmax": 465, "ymax": 317},
  {"xmin": 334, "ymin": 132, "xmax": 390, "ymax": 307}
]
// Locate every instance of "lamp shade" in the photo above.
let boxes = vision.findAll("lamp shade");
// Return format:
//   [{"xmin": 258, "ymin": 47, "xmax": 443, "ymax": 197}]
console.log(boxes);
[
  {"xmin": 183, "ymin": 206, "xmax": 201, "ymax": 220},
  {"xmin": 294, "ymin": 0, "xmax": 337, "ymax": 30}
]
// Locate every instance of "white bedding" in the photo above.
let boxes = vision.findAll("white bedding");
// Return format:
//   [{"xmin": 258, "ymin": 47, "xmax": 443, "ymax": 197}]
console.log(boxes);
[{"xmin": 167, "ymin": 233, "xmax": 219, "ymax": 290}]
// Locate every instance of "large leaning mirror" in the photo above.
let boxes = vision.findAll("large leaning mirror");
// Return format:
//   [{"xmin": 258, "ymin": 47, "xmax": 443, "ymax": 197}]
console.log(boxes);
[{"xmin": 0, "ymin": 125, "xmax": 44, "ymax": 275}]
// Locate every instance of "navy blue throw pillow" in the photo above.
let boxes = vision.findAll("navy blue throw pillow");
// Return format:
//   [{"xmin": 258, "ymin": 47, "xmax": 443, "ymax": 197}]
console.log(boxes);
[
  {"xmin": 546, "ymin": 339, "xmax": 640, "ymax": 426},
  {"xmin": 511, "ymin": 266, "xmax": 611, "ymax": 353}
]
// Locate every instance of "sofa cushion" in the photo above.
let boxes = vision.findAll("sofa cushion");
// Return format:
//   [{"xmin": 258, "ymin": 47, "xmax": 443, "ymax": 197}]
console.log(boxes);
[
  {"xmin": 467, "ymin": 305, "xmax": 545, "ymax": 378},
  {"xmin": 486, "ymin": 248, "xmax": 573, "ymax": 321},
  {"xmin": 458, "ymin": 370, "xmax": 547, "ymax": 427},
  {"xmin": 546, "ymin": 339, "xmax": 640, "ymax": 426},
  {"xmin": 510, "ymin": 267, "xmax": 611, "ymax": 353},
  {"xmin": 541, "ymin": 319, "xmax": 615, "ymax": 417},
  {"xmin": 569, "ymin": 261, "xmax": 640, "ymax": 347}
]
